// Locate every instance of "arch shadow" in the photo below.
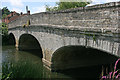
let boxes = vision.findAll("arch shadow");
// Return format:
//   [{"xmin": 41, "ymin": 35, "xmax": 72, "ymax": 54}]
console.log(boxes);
[
  {"xmin": 8, "ymin": 33, "xmax": 16, "ymax": 46},
  {"xmin": 18, "ymin": 34, "xmax": 43, "ymax": 58},
  {"xmin": 51, "ymin": 45, "xmax": 119, "ymax": 79}
]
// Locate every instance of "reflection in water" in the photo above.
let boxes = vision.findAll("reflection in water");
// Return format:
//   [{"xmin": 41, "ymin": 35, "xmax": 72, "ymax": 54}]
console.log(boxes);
[
  {"xmin": 2, "ymin": 46, "xmax": 72, "ymax": 79},
  {"xmin": 2, "ymin": 46, "xmax": 118, "ymax": 80},
  {"xmin": 59, "ymin": 66, "xmax": 102, "ymax": 79}
]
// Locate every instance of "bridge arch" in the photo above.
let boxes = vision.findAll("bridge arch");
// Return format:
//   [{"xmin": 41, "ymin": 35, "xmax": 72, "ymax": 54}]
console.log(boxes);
[
  {"xmin": 8, "ymin": 33, "xmax": 16, "ymax": 46},
  {"xmin": 51, "ymin": 45, "xmax": 118, "ymax": 71},
  {"xmin": 18, "ymin": 33, "xmax": 43, "ymax": 58}
]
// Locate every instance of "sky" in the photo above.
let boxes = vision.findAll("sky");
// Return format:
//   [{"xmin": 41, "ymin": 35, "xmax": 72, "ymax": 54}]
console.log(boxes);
[{"xmin": 1, "ymin": 0, "xmax": 120, "ymax": 14}]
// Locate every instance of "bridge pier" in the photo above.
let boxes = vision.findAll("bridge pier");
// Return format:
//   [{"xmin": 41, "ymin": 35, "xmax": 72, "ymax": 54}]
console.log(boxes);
[
  {"xmin": 15, "ymin": 39, "xmax": 19, "ymax": 50},
  {"xmin": 41, "ymin": 48, "xmax": 53, "ymax": 71},
  {"xmin": 42, "ymin": 58, "xmax": 52, "ymax": 71}
]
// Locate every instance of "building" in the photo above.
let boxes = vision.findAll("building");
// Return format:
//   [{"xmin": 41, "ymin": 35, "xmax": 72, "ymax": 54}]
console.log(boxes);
[
  {"xmin": 2, "ymin": 11, "xmax": 20, "ymax": 24},
  {"xmin": 2, "ymin": 6, "xmax": 30, "ymax": 24}
]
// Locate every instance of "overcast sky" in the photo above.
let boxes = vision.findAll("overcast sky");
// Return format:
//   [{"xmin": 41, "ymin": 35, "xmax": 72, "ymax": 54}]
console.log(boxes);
[{"xmin": 1, "ymin": 0, "xmax": 120, "ymax": 14}]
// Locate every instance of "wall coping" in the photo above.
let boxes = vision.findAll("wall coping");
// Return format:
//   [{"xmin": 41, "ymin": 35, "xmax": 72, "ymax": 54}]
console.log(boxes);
[{"xmin": 8, "ymin": 1, "xmax": 120, "ymax": 24}]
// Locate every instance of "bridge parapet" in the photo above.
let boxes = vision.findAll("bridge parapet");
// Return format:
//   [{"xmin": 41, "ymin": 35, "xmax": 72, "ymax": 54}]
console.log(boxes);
[{"xmin": 8, "ymin": 1, "xmax": 120, "ymax": 34}]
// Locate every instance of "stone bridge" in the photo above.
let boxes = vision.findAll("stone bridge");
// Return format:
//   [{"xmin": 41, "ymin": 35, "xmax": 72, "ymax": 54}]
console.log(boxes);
[{"xmin": 8, "ymin": 2, "xmax": 120, "ymax": 71}]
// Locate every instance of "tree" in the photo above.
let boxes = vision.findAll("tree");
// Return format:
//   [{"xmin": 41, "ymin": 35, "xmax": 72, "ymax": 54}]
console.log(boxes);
[
  {"xmin": 46, "ymin": 5, "xmax": 58, "ymax": 11},
  {"xmin": 1, "ymin": 7, "xmax": 10, "ymax": 45},
  {"xmin": 2, "ymin": 7, "xmax": 10, "ymax": 15},
  {"xmin": 1, "ymin": 7, "xmax": 10, "ymax": 36},
  {"xmin": 2, "ymin": 7, "xmax": 10, "ymax": 19},
  {"xmin": 2, "ymin": 23, "xmax": 8, "ymax": 35},
  {"xmin": 46, "ymin": 0, "xmax": 92, "ymax": 11}
]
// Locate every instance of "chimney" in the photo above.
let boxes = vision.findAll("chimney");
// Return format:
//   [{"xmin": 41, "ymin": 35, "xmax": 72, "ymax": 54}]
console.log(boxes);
[
  {"xmin": 20, "ymin": 12, "xmax": 23, "ymax": 15},
  {"xmin": 11, "ymin": 12, "xmax": 13, "ymax": 16},
  {"xmin": 26, "ymin": 6, "xmax": 28, "ymax": 13},
  {"xmin": 27, "ymin": 10, "xmax": 30, "ymax": 15}
]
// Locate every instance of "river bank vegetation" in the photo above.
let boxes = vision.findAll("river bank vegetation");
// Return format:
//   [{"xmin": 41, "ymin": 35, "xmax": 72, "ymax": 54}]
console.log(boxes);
[
  {"xmin": 1, "ymin": 22, "xmax": 9, "ymax": 45},
  {"xmin": 101, "ymin": 58, "xmax": 120, "ymax": 79},
  {"xmin": 1, "ymin": 7, "xmax": 10, "ymax": 45},
  {"xmin": 2, "ymin": 59, "xmax": 43, "ymax": 79}
]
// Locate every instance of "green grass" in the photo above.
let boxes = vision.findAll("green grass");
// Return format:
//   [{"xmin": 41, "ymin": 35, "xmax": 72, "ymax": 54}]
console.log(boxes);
[{"xmin": 2, "ymin": 59, "xmax": 43, "ymax": 79}]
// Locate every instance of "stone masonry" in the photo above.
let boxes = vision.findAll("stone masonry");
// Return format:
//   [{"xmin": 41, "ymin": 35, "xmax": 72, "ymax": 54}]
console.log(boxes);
[{"xmin": 8, "ymin": 2, "xmax": 120, "ymax": 71}]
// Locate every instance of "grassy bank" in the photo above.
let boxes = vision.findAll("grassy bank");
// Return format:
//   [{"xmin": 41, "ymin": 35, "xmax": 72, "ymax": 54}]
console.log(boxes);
[{"xmin": 2, "ymin": 59, "xmax": 43, "ymax": 79}]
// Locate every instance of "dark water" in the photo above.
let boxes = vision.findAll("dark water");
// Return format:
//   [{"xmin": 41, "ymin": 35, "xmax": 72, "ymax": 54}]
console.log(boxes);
[
  {"xmin": 2, "ymin": 46, "xmax": 115, "ymax": 80},
  {"xmin": 2, "ymin": 46, "xmax": 73, "ymax": 79}
]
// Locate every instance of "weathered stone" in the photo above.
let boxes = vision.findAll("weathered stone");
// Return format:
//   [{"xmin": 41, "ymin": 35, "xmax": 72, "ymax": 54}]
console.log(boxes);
[{"xmin": 8, "ymin": 2, "xmax": 120, "ymax": 71}]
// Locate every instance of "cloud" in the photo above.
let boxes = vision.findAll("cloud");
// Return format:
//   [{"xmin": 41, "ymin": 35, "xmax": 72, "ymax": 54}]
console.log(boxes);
[
  {"xmin": 87, "ymin": 0, "xmax": 120, "ymax": 6},
  {"xmin": 32, "ymin": 6, "xmax": 46, "ymax": 14},
  {"xmin": 91, "ymin": 0, "xmax": 119, "ymax": 3},
  {"xmin": 11, "ymin": 8, "xmax": 23, "ymax": 13},
  {"xmin": 2, "ymin": 0, "xmax": 59, "ymax": 2},
  {"xmin": 104, "ymin": 0, "xmax": 120, "ymax": 2},
  {"xmin": 9, "ymin": 0, "xmax": 24, "ymax": 7}
]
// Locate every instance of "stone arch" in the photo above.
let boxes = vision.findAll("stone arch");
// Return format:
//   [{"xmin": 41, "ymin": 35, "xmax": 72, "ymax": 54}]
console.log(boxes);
[
  {"xmin": 18, "ymin": 33, "xmax": 43, "ymax": 58},
  {"xmin": 51, "ymin": 45, "xmax": 118, "ymax": 71},
  {"xmin": 8, "ymin": 33, "xmax": 16, "ymax": 46}
]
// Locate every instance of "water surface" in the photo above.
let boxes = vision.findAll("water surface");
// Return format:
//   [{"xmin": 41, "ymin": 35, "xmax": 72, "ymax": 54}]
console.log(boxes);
[{"xmin": 2, "ymin": 46, "xmax": 73, "ymax": 79}]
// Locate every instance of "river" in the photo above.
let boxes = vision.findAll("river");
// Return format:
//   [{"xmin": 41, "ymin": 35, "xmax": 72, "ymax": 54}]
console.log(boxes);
[
  {"xmin": 2, "ymin": 45, "xmax": 115, "ymax": 80},
  {"xmin": 2, "ymin": 46, "xmax": 74, "ymax": 79}
]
